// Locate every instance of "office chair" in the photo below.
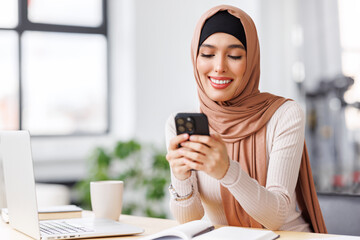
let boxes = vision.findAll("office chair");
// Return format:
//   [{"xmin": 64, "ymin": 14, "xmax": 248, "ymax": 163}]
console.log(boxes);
[{"xmin": 317, "ymin": 192, "xmax": 360, "ymax": 236}]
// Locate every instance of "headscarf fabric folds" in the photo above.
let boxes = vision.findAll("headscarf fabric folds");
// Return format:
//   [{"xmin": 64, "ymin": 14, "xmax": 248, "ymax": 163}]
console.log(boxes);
[{"xmin": 191, "ymin": 5, "xmax": 327, "ymax": 233}]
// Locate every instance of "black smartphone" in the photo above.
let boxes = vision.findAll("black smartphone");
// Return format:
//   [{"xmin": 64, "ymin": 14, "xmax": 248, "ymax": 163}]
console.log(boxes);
[{"xmin": 175, "ymin": 113, "xmax": 209, "ymax": 136}]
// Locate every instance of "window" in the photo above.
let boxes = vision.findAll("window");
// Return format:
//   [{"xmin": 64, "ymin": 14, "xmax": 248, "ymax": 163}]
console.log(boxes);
[
  {"xmin": 0, "ymin": 30, "xmax": 19, "ymax": 130},
  {"xmin": 0, "ymin": 0, "xmax": 18, "ymax": 28},
  {"xmin": 0, "ymin": 0, "xmax": 108, "ymax": 136},
  {"xmin": 28, "ymin": 0, "xmax": 102, "ymax": 27}
]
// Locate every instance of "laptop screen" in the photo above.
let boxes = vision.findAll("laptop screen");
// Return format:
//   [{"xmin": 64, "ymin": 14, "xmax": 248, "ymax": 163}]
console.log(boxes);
[{"xmin": 0, "ymin": 131, "xmax": 41, "ymax": 239}]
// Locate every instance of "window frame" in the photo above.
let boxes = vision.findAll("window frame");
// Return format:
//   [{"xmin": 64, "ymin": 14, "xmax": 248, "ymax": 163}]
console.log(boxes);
[{"xmin": 0, "ymin": 0, "xmax": 110, "ymax": 137}]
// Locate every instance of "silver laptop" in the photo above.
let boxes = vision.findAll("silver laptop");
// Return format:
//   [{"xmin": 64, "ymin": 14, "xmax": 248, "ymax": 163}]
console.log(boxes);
[{"xmin": 0, "ymin": 130, "xmax": 144, "ymax": 240}]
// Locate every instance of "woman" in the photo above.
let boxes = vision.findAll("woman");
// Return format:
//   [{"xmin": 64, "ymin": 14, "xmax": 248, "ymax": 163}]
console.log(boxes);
[{"xmin": 165, "ymin": 5, "xmax": 327, "ymax": 232}]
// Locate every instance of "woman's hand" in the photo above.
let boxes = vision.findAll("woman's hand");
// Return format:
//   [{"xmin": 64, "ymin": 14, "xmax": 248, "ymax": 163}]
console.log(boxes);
[
  {"xmin": 166, "ymin": 133, "xmax": 193, "ymax": 180},
  {"xmin": 179, "ymin": 133, "xmax": 230, "ymax": 180}
]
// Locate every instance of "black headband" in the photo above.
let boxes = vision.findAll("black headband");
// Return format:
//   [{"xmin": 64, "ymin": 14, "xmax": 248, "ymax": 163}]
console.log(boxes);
[{"xmin": 199, "ymin": 10, "xmax": 247, "ymax": 50}]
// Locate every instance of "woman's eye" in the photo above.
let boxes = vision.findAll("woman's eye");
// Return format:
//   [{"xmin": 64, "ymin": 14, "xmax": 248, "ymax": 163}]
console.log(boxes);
[
  {"xmin": 228, "ymin": 55, "xmax": 242, "ymax": 60},
  {"xmin": 200, "ymin": 53, "xmax": 214, "ymax": 58}
]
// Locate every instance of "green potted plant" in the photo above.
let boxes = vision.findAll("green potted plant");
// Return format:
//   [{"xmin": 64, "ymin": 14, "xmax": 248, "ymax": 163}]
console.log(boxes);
[{"xmin": 75, "ymin": 140, "xmax": 170, "ymax": 218}]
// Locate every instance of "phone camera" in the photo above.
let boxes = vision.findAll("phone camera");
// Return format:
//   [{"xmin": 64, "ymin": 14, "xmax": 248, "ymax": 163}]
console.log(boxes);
[
  {"xmin": 185, "ymin": 122, "xmax": 194, "ymax": 132},
  {"xmin": 177, "ymin": 125, "xmax": 186, "ymax": 133},
  {"xmin": 176, "ymin": 118, "xmax": 185, "ymax": 125},
  {"xmin": 176, "ymin": 116, "xmax": 196, "ymax": 134},
  {"xmin": 185, "ymin": 117, "xmax": 195, "ymax": 133}
]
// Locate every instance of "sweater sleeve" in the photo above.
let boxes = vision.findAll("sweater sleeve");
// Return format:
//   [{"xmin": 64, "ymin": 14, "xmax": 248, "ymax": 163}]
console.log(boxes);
[
  {"xmin": 165, "ymin": 114, "xmax": 205, "ymax": 223},
  {"xmin": 220, "ymin": 102, "xmax": 305, "ymax": 230}
]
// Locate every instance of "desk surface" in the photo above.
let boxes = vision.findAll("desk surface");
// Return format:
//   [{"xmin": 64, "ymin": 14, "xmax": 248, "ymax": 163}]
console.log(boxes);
[{"xmin": 0, "ymin": 212, "xmax": 358, "ymax": 240}]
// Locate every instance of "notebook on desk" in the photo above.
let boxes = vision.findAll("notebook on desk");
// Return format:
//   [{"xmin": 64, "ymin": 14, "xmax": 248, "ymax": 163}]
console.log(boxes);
[{"xmin": 0, "ymin": 130, "xmax": 144, "ymax": 240}]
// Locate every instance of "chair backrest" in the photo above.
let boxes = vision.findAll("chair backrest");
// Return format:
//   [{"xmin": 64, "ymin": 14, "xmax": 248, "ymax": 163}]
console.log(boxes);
[{"xmin": 317, "ymin": 192, "xmax": 360, "ymax": 236}]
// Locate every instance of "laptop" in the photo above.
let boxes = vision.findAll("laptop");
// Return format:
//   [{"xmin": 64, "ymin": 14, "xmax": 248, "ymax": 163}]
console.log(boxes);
[{"xmin": 0, "ymin": 130, "xmax": 144, "ymax": 240}]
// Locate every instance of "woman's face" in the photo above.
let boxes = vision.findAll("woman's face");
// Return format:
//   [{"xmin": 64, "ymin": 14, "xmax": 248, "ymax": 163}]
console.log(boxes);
[{"xmin": 196, "ymin": 32, "xmax": 247, "ymax": 102}]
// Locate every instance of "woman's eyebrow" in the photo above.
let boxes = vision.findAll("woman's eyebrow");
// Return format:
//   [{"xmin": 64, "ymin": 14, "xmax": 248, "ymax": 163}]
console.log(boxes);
[
  {"xmin": 200, "ymin": 44, "xmax": 245, "ymax": 50},
  {"xmin": 200, "ymin": 44, "xmax": 216, "ymax": 49},
  {"xmin": 228, "ymin": 44, "xmax": 245, "ymax": 50}
]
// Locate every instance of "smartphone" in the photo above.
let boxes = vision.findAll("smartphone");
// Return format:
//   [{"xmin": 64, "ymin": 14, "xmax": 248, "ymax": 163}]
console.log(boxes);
[{"xmin": 175, "ymin": 113, "xmax": 209, "ymax": 136}]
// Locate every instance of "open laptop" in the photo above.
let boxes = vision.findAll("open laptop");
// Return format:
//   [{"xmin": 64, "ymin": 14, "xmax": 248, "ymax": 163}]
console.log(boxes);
[{"xmin": 0, "ymin": 130, "xmax": 144, "ymax": 240}]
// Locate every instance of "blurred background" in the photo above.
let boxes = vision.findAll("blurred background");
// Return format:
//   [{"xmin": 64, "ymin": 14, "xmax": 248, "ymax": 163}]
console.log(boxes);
[{"xmin": 0, "ymin": 0, "xmax": 359, "ymax": 218}]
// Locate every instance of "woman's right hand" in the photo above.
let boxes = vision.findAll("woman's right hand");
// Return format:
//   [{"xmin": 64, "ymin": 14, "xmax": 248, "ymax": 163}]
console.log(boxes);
[{"xmin": 166, "ymin": 133, "xmax": 192, "ymax": 180}]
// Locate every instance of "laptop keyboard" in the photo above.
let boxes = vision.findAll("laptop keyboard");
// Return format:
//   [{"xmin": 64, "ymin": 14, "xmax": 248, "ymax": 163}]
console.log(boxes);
[{"xmin": 40, "ymin": 221, "xmax": 94, "ymax": 235}]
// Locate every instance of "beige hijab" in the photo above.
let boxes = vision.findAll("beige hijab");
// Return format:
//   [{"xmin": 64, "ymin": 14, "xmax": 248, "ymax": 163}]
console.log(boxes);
[{"xmin": 191, "ymin": 5, "xmax": 327, "ymax": 233}]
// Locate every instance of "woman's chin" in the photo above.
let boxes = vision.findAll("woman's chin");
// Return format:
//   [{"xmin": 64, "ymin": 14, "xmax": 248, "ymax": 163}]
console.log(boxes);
[{"xmin": 208, "ymin": 94, "xmax": 232, "ymax": 102}]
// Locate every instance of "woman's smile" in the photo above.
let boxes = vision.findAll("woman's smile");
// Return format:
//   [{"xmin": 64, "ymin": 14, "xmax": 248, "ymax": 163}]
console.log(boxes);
[{"xmin": 208, "ymin": 76, "xmax": 233, "ymax": 89}]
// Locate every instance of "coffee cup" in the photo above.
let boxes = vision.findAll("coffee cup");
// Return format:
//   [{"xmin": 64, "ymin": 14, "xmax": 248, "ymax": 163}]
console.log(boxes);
[{"xmin": 90, "ymin": 180, "xmax": 123, "ymax": 221}]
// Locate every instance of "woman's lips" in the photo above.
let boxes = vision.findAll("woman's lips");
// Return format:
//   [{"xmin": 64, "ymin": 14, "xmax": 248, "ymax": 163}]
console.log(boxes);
[{"xmin": 208, "ymin": 76, "xmax": 233, "ymax": 89}]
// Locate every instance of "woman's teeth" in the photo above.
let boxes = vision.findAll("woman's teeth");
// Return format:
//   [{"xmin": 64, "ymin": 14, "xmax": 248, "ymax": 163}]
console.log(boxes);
[{"xmin": 209, "ymin": 78, "xmax": 232, "ymax": 84}]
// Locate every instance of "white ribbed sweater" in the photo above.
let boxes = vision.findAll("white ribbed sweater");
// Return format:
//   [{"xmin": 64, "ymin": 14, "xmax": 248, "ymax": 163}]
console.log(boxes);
[{"xmin": 165, "ymin": 101, "xmax": 311, "ymax": 232}]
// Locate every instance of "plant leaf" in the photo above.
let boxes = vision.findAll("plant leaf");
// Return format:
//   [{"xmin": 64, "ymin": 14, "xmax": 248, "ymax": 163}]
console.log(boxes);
[{"xmin": 114, "ymin": 140, "xmax": 141, "ymax": 159}]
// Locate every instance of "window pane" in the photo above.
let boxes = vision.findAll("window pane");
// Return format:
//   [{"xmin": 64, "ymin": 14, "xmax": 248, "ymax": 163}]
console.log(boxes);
[
  {"xmin": 28, "ymin": 0, "xmax": 102, "ymax": 27},
  {"xmin": 0, "ymin": 30, "xmax": 19, "ymax": 130},
  {"xmin": 0, "ymin": 0, "xmax": 18, "ymax": 28},
  {"xmin": 21, "ymin": 31, "xmax": 107, "ymax": 135}
]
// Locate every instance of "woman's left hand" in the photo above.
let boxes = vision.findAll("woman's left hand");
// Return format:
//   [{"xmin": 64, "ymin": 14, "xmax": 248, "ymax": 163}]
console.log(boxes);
[{"xmin": 179, "ymin": 133, "xmax": 230, "ymax": 179}]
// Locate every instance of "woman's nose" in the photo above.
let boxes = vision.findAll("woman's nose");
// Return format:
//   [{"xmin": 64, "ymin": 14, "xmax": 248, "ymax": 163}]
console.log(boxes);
[{"xmin": 214, "ymin": 56, "xmax": 227, "ymax": 73}]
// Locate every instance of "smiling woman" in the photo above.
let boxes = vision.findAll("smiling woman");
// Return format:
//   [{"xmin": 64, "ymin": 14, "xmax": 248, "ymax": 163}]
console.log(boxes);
[
  {"xmin": 165, "ymin": 5, "xmax": 327, "ymax": 233},
  {"xmin": 197, "ymin": 32, "xmax": 247, "ymax": 102},
  {"xmin": 196, "ymin": 10, "xmax": 247, "ymax": 102}
]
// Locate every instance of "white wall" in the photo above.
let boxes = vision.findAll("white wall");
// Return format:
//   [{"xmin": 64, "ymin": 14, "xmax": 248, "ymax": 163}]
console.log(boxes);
[
  {"xmin": 29, "ymin": 0, "xmax": 303, "ymax": 181},
  {"xmin": 298, "ymin": 0, "xmax": 342, "ymax": 91},
  {"xmin": 258, "ymin": 0, "xmax": 300, "ymax": 100}
]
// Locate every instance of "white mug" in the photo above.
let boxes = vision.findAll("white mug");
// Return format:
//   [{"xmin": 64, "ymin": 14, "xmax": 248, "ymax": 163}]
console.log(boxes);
[{"xmin": 90, "ymin": 180, "xmax": 124, "ymax": 221}]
